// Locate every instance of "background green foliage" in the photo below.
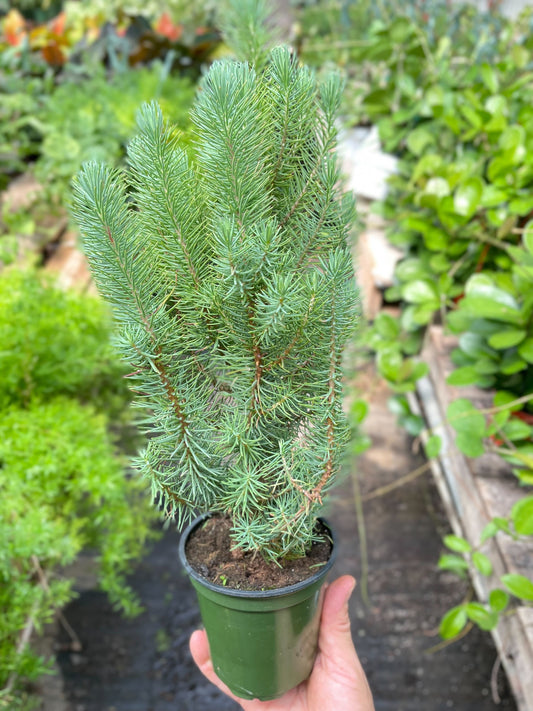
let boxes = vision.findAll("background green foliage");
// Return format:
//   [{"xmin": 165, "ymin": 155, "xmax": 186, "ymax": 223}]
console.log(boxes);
[
  {"xmin": 0, "ymin": 1, "xmax": 210, "ymax": 704},
  {"xmin": 62, "ymin": 0, "xmax": 217, "ymax": 27},
  {"xmin": 0, "ymin": 268, "xmax": 128, "ymax": 409},
  {"xmin": 295, "ymin": 0, "xmax": 533, "ymax": 639},
  {"xmin": 0, "ymin": 269, "xmax": 158, "ymax": 706},
  {"xmin": 0, "ymin": 49, "xmax": 53, "ymax": 190},
  {"xmin": 35, "ymin": 64, "xmax": 195, "ymax": 206}
]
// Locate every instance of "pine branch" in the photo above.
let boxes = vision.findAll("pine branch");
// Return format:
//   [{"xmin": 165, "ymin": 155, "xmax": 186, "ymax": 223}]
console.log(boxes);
[
  {"xmin": 71, "ymin": 44, "xmax": 358, "ymax": 560},
  {"xmin": 218, "ymin": 0, "xmax": 275, "ymax": 69},
  {"xmin": 128, "ymin": 102, "xmax": 207, "ymax": 291}
]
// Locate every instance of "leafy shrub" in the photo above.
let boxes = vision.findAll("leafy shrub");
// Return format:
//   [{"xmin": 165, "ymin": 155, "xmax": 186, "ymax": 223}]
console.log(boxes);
[
  {"xmin": 296, "ymin": 0, "xmax": 533, "ymax": 639},
  {"xmin": 0, "ymin": 48, "xmax": 53, "ymax": 189},
  {"xmin": 35, "ymin": 63, "xmax": 196, "ymax": 204},
  {"xmin": 62, "ymin": 0, "xmax": 217, "ymax": 27},
  {"xmin": 0, "ymin": 268, "xmax": 158, "ymax": 705},
  {"xmin": 0, "ymin": 397, "xmax": 157, "ymax": 701},
  {"xmin": 0, "ymin": 268, "xmax": 128, "ymax": 410}
]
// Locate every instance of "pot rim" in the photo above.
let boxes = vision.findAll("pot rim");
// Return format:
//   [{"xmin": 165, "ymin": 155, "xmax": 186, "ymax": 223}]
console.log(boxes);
[{"xmin": 179, "ymin": 512, "xmax": 336, "ymax": 599}]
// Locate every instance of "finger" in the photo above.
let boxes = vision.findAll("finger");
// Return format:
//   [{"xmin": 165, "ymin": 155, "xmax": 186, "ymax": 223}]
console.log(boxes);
[
  {"xmin": 318, "ymin": 575, "xmax": 357, "ymax": 662},
  {"xmin": 316, "ymin": 576, "xmax": 374, "ymax": 708}
]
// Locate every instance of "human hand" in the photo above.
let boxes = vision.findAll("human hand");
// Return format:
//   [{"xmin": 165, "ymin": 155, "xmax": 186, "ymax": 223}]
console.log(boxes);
[{"xmin": 190, "ymin": 575, "xmax": 375, "ymax": 711}]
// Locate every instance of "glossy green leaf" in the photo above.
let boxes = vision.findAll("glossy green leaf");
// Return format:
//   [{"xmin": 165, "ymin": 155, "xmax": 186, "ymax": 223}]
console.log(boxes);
[
  {"xmin": 438, "ymin": 554, "xmax": 469, "ymax": 574},
  {"xmin": 485, "ymin": 93, "xmax": 507, "ymax": 114},
  {"xmin": 387, "ymin": 395, "xmax": 410, "ymax": 416},
  {"xmin": 459, "ymin": 295, "xmax": 523, "ymax": 326},
  {"xmin": 425, "ymin": 435, "xmax": 442, "ymax": 459},
  {"xmin": 423, "ymin": 226, "xmax": 448, "ymax": 251},
  {"xmin": 489, "ymin": 589, "xmax": 509, "ymax": 612},
  {"xmin": 395, "ymin": 258, "xmax": 430, "ymax": 283},
  {"xmin": 424, "ymin": 177, "xmax": 450, "ymax": 198},
  {"xmin": 480, "ymin": 64, "xmax": 499, "ymax": 94},
  {"xmin": 487, "ymin": 329, "xmax": 526, "ymax": 349},
  {"xmin": 411, "ymin": 302, "xmax": 439, "ymax": 325},
  {"xmin": 480, "ymin": 520, "xmax": 499, "ymax": 543},
  {"xmin": 481, "ymin": 184, "xmax": 508, "ymax": 208},
  {"xmin": 465, "ymin": 276, "xmax": 520, "ymax": 306},
  {"xmin": 493, "ymin": 391, "xmax": 523, "ymax": 411},
  {"xmin": 501, "ymin": 419, "xmax": 532, "ymax": 442},
  {"xmin": 456, "ymin": 432, "xmax": 485, "ymax": 458},
  {"xmin": 401, "ymin": 280, "xmax": 439, "ymax": 304},
  {"xmin": 518, "ymin": 338, "xmax": 533, "ymax": 363},
  {"xmin": 459, "ymin": 104, "xmax": 482, "ymax": 130},
  {"xmin": 458, "ymin": 332, "xmax": 495, "ymax": 359},
  {"xmin": 444, "ymin": 534, "xmax": 471, "ymax": 553},
  {"xmin": 472, "ymin": 551, "xmax": 493, "ymax": 576},
  {"xmin": 465, "ymin": 602, "xmax": 498, "ymax": 630},
  {"xmin": 401, "ymin": 413, "xmax": 425, "ymax": 436},
  {"xmin": 377, "ymin": 349, "xmax": 403, "ymax": 381},
  {"xmin": 511, "ymin": 496, "xmax": 533, "ymax": 536},
  {"xmin": 500, "ymin": 351, "xmax": 527, "ymax": 375},
  {"xmin": 446, "ymin": 366, "xmax": 480, "ymax": 386},
  {"xmin": 407, "ymin": 127, "xmax": 435, "ymax": 156},
  {"xmin": 447, "ymin": 399, "xmax": 486, "ymax": 437},
  {"xmin": 475, "ymin": 358, "xmax": 499, "ymax": 375},
  {"xmin": 439, "ymin": 606, "xmax": 468, "ymax": 639},
  {"xmin": 454, "ymin": 177, "xmax": 483, "ymax": 218},
  {"xmin": 499, "ymin": 124, "xmax": 525, "ymax": 152},
  {"xmin": 350, "ymin": 399, "xmax": 369, "ymax": 425},
  {"xmin": 374, "ymin": 312, "xmax": 400, "ymax": 340},
  {"xmin": 486, "ymin": 409, "xmax": 510, "ymax": 435},
  {"xmin": 509, "ymin": 195, "xmax": 533, "ymax": 216},
  {"xmin": 523, "ymin": 221, "xmax": 533, "ymax": 254},
  {"xmin": 516, "ymin": 469, "xmax": 533, "ymax": 485},
  {"xmin": 501, "ymin": 573, "xmax": 533, "ymax": 601}
]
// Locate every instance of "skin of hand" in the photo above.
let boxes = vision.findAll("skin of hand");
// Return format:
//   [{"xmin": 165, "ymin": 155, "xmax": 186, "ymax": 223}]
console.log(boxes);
[{"xmin": 189, "ymin": 575, "xmax": 375, "ymax": 711}]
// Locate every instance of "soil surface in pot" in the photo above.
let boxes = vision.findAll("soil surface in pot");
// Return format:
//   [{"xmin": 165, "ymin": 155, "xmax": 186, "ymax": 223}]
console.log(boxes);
[{"xmin": 185, "ymin": 515, "xmax": 332, "ymax": 590}]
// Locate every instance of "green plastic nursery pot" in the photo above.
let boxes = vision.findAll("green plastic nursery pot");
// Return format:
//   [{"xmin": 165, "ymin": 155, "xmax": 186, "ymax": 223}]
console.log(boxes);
[{"xmin": 179, "ymin": 513, "xmax": 336, "ymax": 701}]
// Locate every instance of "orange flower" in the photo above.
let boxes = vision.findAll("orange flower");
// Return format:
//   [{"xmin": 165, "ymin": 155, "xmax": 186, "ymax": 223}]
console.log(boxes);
[
  {"xmin": 49, "ymin": 11, "xmax": 66, "ymax": 37},
  {"xmin": 155, "ymin": 12, "xmax": 182, "ymax": 42},
  {"xmin": 3, "ymin": 9, "xmax": 27, "ymax": 47}
]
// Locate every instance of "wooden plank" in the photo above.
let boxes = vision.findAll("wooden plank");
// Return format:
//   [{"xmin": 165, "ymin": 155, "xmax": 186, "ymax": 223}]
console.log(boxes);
[{"xmin": 409, "ymin": 325, "xmax": 533, "ymax": 711}]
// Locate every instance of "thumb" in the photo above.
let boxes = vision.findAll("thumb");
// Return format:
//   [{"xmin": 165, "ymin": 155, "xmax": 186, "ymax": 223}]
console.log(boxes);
[{"xmin": 318, "ymin": 575, "xmax": 357, "ymax": 663}]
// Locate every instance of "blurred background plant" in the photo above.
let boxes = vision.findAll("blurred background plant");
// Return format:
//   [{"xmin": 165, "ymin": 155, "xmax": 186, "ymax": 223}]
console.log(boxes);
[
  {"xmin": 0, "ymin": 1, "xmax": 222, "ymax": 703},
  {"xmin": 0, "ymin": 268, "xmax": 158, "ymax": 709},
  {"xmin": 293, "ymin": 0, "xmax": 533, "ymax": 641},
  {"xmin": 1, "ymin": 0, "xmax": 533, "ymax": 704}
]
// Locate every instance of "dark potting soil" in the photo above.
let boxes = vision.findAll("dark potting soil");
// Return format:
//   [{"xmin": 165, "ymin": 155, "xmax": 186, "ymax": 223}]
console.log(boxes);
[{"xmin": 185, "ymin": 515, "xmax": 332, "ymax": 590}]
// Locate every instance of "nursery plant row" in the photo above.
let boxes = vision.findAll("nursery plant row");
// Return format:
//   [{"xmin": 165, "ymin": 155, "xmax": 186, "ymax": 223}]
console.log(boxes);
[
  {"xmin": 1, "ymin": 0, "xmax": 533, "ymax": 708},
  {"xmin": 0, "ymin": 3, "xmax": 217, "ymax": 709},
  {"xmin": 297, "ymin": 0, "xmax": 533, "ymax": 664}
]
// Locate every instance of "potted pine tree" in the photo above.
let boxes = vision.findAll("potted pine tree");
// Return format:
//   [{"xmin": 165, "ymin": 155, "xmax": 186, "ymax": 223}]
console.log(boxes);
[{"xmin": 71, "ymin": 41, "xmax": 357, "ymax": 701}]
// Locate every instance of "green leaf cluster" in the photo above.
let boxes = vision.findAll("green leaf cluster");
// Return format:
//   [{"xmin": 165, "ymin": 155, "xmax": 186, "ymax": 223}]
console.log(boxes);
[
  {"xmin": 0, "ymin": 268, "xmax": 158, "ymax": 703},
  {"xmin": 71, "ymin": 46, "xmax": 358, "ymax": 560},
  {"xmin": 0, "ymin": 49, "xmax": 53, "ymax": 190},
  {"xmin": 0, "ymin": 397, "xmax": 157, "ymax": 696},
  {"xmin": 0, "ymin": 268, "xmax": 128, "ymax": 411},
  {"xmin": 34, "ymin": 63, "xmax": 195, "ymax": 206},
  {"xmin": 438, "ymin": 505, "xmax": 533, "ymax": 639}
]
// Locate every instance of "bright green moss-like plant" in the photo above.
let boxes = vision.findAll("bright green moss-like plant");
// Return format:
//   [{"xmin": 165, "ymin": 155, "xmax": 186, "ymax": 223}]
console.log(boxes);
[
  {"xmin": 0, "ymin": 269, "xmax": 158, "ymax": 706},
  {"xmin": 72, "ymin": 46, "xmax": 358, "ymax": 560},
  {"xmin": 0, "ymin": 397, "xmax": 157, "ymax": 702},
  {"xmin": 0, "ymin": 268, "xmax": 128, "ymax": 410}
]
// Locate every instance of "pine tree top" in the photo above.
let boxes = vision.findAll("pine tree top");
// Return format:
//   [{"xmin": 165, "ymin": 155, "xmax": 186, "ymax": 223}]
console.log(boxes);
[{"xmin": 71, "ymin": 45, "xmax": 358, "ymax": 560}]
